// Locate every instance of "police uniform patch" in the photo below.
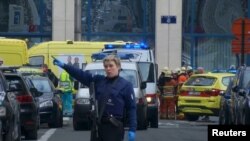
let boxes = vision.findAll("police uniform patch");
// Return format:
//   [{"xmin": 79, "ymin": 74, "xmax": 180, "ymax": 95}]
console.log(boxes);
[{"xmin": 107, "ymin": 99, "xmax": 114, "ymax": 106}]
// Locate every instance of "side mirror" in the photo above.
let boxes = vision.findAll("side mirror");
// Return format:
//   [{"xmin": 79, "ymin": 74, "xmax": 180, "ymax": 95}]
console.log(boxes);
[
  {"xmin": 30, "ymin": 88, "xmax": 43, "ymax": 97},
  {"xmin": 238, "ymin": 89, "xmax": 246, "ymax": 97},
  {"xmin": 232, "ymin": 86, "xmax": 239, "ymax": 93},
  {"xmin": 219, "ymin": 91, "xmax": 225, "ymax": 96},
  {"xmin": 140, "ymin": 81, "xmax": 147, "ymax": 89},
  {"xmin": 54, "ymin": 89, "xmax": 63, "ymax": 94}
]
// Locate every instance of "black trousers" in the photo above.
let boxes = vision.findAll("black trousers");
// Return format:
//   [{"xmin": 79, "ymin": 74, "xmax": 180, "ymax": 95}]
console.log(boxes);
[{"xmin": 98, "ymin": 121, "xmax": 124, "ymax": 141}]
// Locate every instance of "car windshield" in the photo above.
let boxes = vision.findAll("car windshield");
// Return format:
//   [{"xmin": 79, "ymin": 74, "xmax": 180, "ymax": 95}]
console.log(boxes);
[
  {"xmin": 185, "ymin": 76, "xmax": 216, "ymax": 86},
  {"xmin": 0, "ymin": 80, "xmax": 3, "ymax": 91},
  {"xmin": 6, "ymin": 77, "xmax": 26, "ymax": 96},
  {"xmin": 243, "ymin": 70, "xmax": 250, "ymax": 88},
  {"xmin": 31, "ymin": 79, "xmax": 52, "ymax": 93},
  {"xmin": 138, "ymin": 62, "xmax": 155, "ymax": 82},
  {"xmin": 86, "ymin": 69, "xmax": 138, "ymax": 88}
]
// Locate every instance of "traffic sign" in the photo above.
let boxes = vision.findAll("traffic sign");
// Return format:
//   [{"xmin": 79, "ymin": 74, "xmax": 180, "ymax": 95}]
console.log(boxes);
[{"xmin": 161, "ymin": 16, "xmax": 176, "ymax": 24}]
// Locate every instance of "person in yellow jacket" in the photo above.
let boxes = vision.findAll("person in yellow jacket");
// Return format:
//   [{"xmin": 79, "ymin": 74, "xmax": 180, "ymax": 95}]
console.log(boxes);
[{"xmin": 59, "ymin": 71, "xmax": 73, "ymax": 116}]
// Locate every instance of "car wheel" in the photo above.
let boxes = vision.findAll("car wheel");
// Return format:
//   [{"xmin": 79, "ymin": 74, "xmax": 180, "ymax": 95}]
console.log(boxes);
[
  {"xmin": 73, "ymin": 114, "xmax": 82, "ymax": 131},
  {"xmin": 49, "ymin": 107, "xmax": 62, "ymax": 128},
  {"xmin": 243, "ymin": 106, "xmax": 250, "ymax": 125},
  {"xmin": 5, "ymin": 121, "xmax": 14, "ymax": 141},
  {"xmin": 185, "ymin": 114, "xmax": 199, "ymax": 121},
  {"xmin": 14, "ymin": 124, "xmax": 21, "ymax": 141},
  {"xmin": 25, "ymin": 128, "xmax": 38, "ymax": 140},
  {"xmin": 150, "ymin": 108, "xmax": 159, "ymax": 128},
  {"xmin": 219, "ymin": 107, "xmax": 227, "ymax": 125},
  {"xmin": 137, "ymin": 109, "xmax": 148, "ymax": 130}
]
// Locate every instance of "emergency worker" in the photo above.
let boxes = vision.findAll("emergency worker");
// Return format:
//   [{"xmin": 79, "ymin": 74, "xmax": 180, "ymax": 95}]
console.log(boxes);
[
  {"xmin": 160, "ymin": 70, "xmax": 177, "ymax": 119},
  {"xmin": 59, "ymin": 71, "xmax": 73, "ymax": 116},
  {"xmin": 186, "ymin": 66, "xmax": 193, "ymax": 78},
  {"xmin": 178, "ymin": 67, "xmax": 188, "ymax": 84},
  {"xmin": 42, "ymin": 64, "xmax": 58, "ymax": 87},
  {"xmin": 196, "ymin": 67, "xmax": 205, "ymax": 74},
  {"xmin": 157, "ymin": 67, "xmax": 169, "ymax": 93},
  {"xmin": 53, "ymin": 55, "xmax": 136, "ymax": 141}
]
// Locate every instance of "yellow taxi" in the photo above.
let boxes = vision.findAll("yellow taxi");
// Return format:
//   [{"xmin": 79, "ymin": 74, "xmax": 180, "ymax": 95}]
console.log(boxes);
[{"xmin": 177, "ymin": 72, "xmax": 235, "ymax": 121}]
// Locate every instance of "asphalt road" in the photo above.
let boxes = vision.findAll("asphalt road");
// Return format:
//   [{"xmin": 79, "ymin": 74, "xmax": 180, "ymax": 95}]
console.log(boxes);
[{"xmin": 22, "ymin": 117, "xmax": 218, "ymax": 141}]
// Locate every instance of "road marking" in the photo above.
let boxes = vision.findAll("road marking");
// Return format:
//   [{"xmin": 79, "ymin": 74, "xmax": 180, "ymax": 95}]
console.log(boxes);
[{"xmin": 38, "ymin": 129, "xmax": 56, "ymax": 141}]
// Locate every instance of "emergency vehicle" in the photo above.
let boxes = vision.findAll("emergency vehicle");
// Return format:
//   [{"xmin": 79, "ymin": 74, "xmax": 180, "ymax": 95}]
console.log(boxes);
[
  {"xmin": 101, "ymin": 42, "xmax": 159, "ymax": 128},
  {"xmin": 28, "ymin": 40, "xmax": 110, "ymax": 78},
  {"xmin": 0, "ymin": 38, "xmax": 29, "ymax": 66}
]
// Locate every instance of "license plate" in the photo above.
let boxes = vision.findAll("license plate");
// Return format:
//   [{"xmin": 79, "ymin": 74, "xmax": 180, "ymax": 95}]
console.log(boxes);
[{"xmin": 188, "ymin": 91, "xmax": 200, "ymax": 95}]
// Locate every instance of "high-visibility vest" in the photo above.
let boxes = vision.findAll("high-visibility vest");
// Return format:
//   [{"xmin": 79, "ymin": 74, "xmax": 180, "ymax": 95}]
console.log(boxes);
[{"xmin": 59, "ymin": 71, "xmax": 73, "ymax": 93}]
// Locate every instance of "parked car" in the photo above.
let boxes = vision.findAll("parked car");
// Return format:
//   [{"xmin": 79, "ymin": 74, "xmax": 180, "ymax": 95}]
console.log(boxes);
[
  {"xmin": 3, "ymin": 70, "xmax": 41, "ymax": 140},
  {"xmin": 24, "ymin": 75, "xmax": 63, "ymax": 128},
  {"xmin": 219, "ymin": 78, "xmax": 234, "ymax": 125},
  {"xmin": 73, "ymin": 61, "xmax": 148, "ymax": 130},
  {"xmin": 0, "ymin": 68, "xmax": 21, "ymax": 141},
  {"xmin": 178, "ymin": 72, "xmax": 235, "ymax": 121},
  {"xmin": 230, "ymin": 66, "xmax": 250, "ymax": 125}
]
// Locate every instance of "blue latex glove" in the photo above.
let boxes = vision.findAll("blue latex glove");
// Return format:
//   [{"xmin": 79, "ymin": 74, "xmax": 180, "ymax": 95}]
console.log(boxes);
[
  {"xmin": 53, "ymin": 58, "xmax": 64, "ymax": 68},
  {"xmin": 128, "ymin": 131, "xmax": 135, "ymax": 141}
]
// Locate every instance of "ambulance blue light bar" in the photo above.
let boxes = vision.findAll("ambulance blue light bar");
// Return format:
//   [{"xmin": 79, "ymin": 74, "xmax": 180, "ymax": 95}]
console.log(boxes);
[
  {"xmin": 104, "ymin": 42, "xmax": 148, "ymax": 50},
  {"xmin": 91, "ymin": 52, "xmax": 136, "ymax": 61}
]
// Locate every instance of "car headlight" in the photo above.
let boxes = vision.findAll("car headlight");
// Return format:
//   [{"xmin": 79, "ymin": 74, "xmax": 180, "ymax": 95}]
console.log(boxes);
[
  {"xmin": 0, "ymin": 106, "xmax": 6, "ymax": 118},
  {"xmin": 146, "ymin": 97, "xmax": 152, "ymax": 103},
  {"xmin": 40, "ymin": 101, "xmax": 53, "ymax": 108},
  {"xmin": 76, "ymin": 98, "xmax": 90, "ymax": 104}
]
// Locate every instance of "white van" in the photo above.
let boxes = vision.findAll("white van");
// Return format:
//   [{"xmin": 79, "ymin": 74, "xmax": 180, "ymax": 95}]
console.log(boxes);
[
  {"xmin": 102, "ymin": 42, "xmax": 159, "ymax": 128},
  {"xmin": 73, "ymin": 61, "xmax": 148, "ymax": 130}
]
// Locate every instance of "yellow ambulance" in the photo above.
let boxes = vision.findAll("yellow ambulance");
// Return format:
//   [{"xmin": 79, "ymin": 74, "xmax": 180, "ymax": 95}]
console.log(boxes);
[
  {"xmin": 0, "ymin": 38, "xmax": 28, "ymax": 66},
  {"xmin": 28, "ymin": 40, "xmax": 112, "ymax": 78}
]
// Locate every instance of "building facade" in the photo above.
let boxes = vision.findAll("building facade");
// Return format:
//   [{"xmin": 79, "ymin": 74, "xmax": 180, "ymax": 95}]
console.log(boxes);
[{"xmin": 0, "ymin": 0, "xmax": 248, "ymax": 72}]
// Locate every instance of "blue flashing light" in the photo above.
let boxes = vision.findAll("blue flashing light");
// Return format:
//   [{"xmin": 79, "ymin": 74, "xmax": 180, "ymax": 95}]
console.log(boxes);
[
  {"xmin": 125, "ymin": 43, "xmax": 131, "ymax": 49},
  {"xmin": 212, "ymin": 69, "xmax": 237, "ymax": 74},
  {"xmin": 91, "ymin": 53, "xmax": 107, "ymax": 60},
  {"xmin": 104, "ymin": 42, "xmax": 149, "ymax": 50},
  {"xmin": 91, "ymin": 52, "xmax": 136, "ymax": 61},
  {"xmin": 104, "ymin": 44, "xmax": 114, "ymax": 49},
  {"xmin": 227, "ymin": 69, "xmax": 237, "ymax": 74}
]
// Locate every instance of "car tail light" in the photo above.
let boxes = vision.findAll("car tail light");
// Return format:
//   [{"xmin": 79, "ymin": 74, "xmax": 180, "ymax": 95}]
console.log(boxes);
[
  {"xmin": 16, "ymin": 95, "xmax": 33, "ymax": 103},
  {"xmin": 179, "ymin": 91, "xmax": 189, "ymax": 96},
  {"xmin": 146, "ymin": 94, "xmax": 157, "ymax": 104},
  {"xmin": 180, "ymin": 89, "xmax": 223, "ymax": 97},
  {"xmin": 201, "ymin": 89, "xmax": 223, "ymax": 97}
]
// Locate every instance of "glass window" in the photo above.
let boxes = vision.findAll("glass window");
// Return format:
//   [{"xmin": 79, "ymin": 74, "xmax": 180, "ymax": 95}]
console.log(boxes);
[
  {"xmin": 29, "ymin": 56, "xmax": 44, "ymax": 66},
  {"xmin": 82, "ymin": 0, "xmax": 155, "ymax": 42},
  {"xmin": 185, "ymin": 76, "xmax": 215, "ymax": 86},
  {"xmin": 31, "ymin": 79, "xmax": 52, "ymax": 93},
  {"xmin": 0, "ymin": 0, "xmax": 52, "ymax": 35},
  {"xmin": 86, "ymin": 69, "xmax": 138, "ymax": 88},
  {"xmin": 0, "ymin": 81, "xmax": 3, "ymax": 91},
  {"xmin": 138, "ymin": 62, "xmax": 155, "ymax": 82},
  {"xmin": 243, "ymin": 70, "xmax": 250, "ymax": 88}
]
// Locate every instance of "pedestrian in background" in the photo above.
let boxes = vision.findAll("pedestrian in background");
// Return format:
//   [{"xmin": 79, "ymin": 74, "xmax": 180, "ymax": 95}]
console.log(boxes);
[
  {"xmin": 53, "ymin": 55, "xmax": 136, "ymax": 141},
  {"xmin": 42, "ymin": 64, "xmax": 58, "ymax": 87}
]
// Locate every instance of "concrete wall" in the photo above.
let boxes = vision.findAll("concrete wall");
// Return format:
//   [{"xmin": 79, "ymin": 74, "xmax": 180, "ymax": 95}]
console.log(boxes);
[
  {"xmin": 155, "ymin": 0, "xmax": 182, "ymax": 73},
  {"xmin": 52, "ymin": 0, "xmax": 75, "ymax": 41}
]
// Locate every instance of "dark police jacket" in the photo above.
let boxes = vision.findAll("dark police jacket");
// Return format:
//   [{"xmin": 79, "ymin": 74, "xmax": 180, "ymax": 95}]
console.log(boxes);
[{"xmin": 63, "ymin": 64, "xmax": 137, "ymax": 132}]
